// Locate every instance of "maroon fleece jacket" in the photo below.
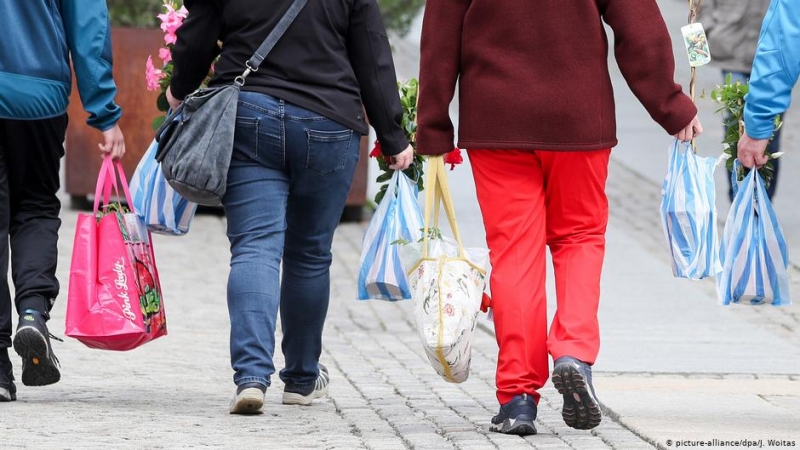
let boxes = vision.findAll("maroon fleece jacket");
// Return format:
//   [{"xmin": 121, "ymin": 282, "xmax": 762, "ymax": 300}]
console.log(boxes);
[{"xmin": 416, "ymin": 0, "xmax": 698, "ymax": 155}]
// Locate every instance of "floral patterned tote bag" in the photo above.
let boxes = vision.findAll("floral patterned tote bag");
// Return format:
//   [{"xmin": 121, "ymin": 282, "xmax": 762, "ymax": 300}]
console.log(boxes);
[{"xmin": 400, "ymin": 157, "xmax": 489, "ymax": 383}]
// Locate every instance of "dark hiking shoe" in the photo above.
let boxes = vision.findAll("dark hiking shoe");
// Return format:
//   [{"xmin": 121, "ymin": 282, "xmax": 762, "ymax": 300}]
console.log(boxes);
[
  {"xmin": 13, "ymin": 310, "xmax": 62, "ymax": 387},
  {"xmin": 490, "ymin": 393, "xmax": 537, "ymax": 436},
  {"xmin": 0, "ymin": 358, "xmax": 16, "ymax": 402},
  {"xmin": 282, "ymin": 363, "xmax": 329, "ymax": 406},
  {"xmin": 552, "ymin": 356, "xmax": 602, "ymax": 430},
  {"xmin": 229, "ymin": 382, "xmax": 266, "ymax": 415}
]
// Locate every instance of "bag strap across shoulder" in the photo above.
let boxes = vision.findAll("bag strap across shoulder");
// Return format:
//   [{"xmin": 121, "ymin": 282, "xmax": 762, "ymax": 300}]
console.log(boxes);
[{"xmin": 238, "ymin": 0, "xmax": 309, "ymax": 84}]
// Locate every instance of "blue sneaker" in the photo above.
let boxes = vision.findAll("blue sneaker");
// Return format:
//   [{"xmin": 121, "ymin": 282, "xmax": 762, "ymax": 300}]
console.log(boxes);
[
  {"xmin": 490, "ymin": 393, "xmax": 537, "ymax": 435},
  {"xmin": 13, "ymin": 310, "xmax": 61, "ymax": 387},
  {"xmin": 0, "ymin": 357, "xmax": 16, "ymax": 402},
  {"xmin": 552, "ymin": 356, "xmax": 602, "ymax": 430}
]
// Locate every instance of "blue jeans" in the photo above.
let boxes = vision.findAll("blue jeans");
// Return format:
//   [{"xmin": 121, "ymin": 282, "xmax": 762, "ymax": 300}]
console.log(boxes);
[
  {"xmin": 222, "ymin": 91, "xmax": 361, "ymax": 389},
  {"xmin": 723, "ymin": 70, "xmax": 782, "ymax": 201}
]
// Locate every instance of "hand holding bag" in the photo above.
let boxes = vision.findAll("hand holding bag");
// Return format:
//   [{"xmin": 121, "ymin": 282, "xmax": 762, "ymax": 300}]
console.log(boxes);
[
  {"xmin": 660, "ymin": 139, "xmax": 722, "ymax": 279},
  {"xmin": 358, "ymin": 171, "xmax": 425, "ymax": 300},
  {"xmin": 155, "ymin": 0, "xmax": 308, "ymax": 206},
  {"xmin": 717, "ymin": 162, "xmax": 790, "ymax": 306},
  {"xmin": 400, "ymin": 156, "xmax": 490, "ymax": 383},
  {"xmin": 66, "ymin": 157, "xmax": 167, "ymax": 351}
]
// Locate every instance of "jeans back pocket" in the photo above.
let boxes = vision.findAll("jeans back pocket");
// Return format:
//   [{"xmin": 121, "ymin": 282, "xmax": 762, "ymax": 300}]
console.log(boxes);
[
  {"xmin": 306, "ymin": 128, "xmax": 354, "ymax": 175},
  {"xmin": 233, "ymin": 116, "xmax": 259, "ymax": 161}
]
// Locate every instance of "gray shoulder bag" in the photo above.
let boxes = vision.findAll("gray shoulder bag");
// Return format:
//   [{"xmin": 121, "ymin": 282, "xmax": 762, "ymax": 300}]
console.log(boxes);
[{"xmin": 155, "ymin": 0, "xmax": 308, "ymax": 206}]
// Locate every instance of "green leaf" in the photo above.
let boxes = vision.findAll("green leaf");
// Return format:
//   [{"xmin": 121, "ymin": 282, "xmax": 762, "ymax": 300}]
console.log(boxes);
[
  {"xmin": 152, "ymin": 115, "xmax": 166, "ymax": 131},
  {"xmin": 374, "ymin": 187, "xmax": 386, "ymax": 205},
  {"xmin": 157, "ymin": 91, "xmax": 170, "ymax": 112},
  {"xmin": 376, "ymin": 171, "xmax": 394, "ymax": 183}
]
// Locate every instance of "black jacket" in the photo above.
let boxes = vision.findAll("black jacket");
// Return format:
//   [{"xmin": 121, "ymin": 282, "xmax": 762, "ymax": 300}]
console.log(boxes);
[{"xmin": 171, "ymin": 0, "xmax": 408, "ymax": 156}]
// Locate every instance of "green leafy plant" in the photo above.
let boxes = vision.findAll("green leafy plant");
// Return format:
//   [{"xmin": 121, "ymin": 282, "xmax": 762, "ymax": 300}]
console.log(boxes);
[
  {"xmin": 109, "ymin": 0, "xmax": 424, "ymax": 34},
  {"xmin": 370, "ymin": 79, "xmax": 463, "ymax": 205},
  {"xmin": 376, "ymin": 0, "xmax": 425, "ymax": 37},
  {"xmin": 707, "ymin": 73, "xmax": 783, "ymax": 186},
  {"xmin": 370, "ymin": 79, "xmax": 426, "ymax": 204},
  {"xmin": 107, "ymin": 0, "xmax": 163, "ymax": 28}
]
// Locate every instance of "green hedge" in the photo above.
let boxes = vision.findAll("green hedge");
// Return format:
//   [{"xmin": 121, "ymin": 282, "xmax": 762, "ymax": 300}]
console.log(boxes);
[
  {"xmin": 107, "ymin": 0, "xmax": 424, "ymax": 35},
  {"xmin": 107, "ymin": 0, "xmax": 162, "ymax": 28}
]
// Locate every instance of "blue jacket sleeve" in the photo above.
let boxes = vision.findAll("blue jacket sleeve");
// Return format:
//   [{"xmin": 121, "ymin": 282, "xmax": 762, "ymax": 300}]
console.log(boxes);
[
  {"xmin": 744, "ymin": 0, "xmax": 800, "ymax": 139},
  {"xmin": 60, "ymin": 0, "xmax": 122, "ymax": 131}
]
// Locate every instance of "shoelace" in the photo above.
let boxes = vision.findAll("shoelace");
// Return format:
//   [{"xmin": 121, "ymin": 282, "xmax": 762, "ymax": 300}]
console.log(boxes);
[{"xmin": 48, "ymin": 333, "xmax": 63, "ymax": 367}]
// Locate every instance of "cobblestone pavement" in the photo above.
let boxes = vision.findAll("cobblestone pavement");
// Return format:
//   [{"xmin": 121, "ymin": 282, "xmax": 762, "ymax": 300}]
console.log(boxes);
[{"xmin": 2, "ymin": 208, "xmax": 654, "ymax": 450}]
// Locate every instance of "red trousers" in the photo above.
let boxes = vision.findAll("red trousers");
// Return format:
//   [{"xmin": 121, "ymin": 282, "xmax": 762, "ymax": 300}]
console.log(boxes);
[{"xmin": 468, "ymin": 149, "xmax": 611, "ymax": 405}]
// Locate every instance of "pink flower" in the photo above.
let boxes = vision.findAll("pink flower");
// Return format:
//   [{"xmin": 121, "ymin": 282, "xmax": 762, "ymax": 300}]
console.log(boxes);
[
  {"xmin": 443, "ymin": 304, "xmax": 455, "ymax": 317},
  {"xmin": 145, "ymin": 56, "xmax": 165, "ymax": 91},
  {"xmin": 157, "ymin": 5, "xmax": 188, "ymax": 35},
  {"xmin": 164, "ymin": 32, "xmax": 178, "ymax": 46},
  {"xmin": 157, "ymin": 4, "xmax": 189, "ymax": 45},
  {"xmin": 158, "ymin": 47, "xmax": 172, "ymax": 64}
]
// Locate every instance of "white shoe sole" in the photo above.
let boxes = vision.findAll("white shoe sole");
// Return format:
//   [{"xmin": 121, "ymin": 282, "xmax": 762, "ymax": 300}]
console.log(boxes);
[
  {"xmin": 0, "ymin": 386, "xmax": 15, "ymax": 402},
  {"xmin": 282, "ymin": 385, "xmax": 328, "ymax": 406},
  {"xmin": 229, "ymin": 388, "xmax": 265, "ymax": 415}
]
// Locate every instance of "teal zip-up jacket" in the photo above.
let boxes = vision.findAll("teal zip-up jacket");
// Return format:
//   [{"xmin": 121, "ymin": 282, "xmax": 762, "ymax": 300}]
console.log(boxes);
[
  {"xmin": 744, "ymin": 0, "xmax": 800, "ymax": 139},
  {"xmin": 0, "ymin": 0, "xmax": 121, "ymax": 131}
]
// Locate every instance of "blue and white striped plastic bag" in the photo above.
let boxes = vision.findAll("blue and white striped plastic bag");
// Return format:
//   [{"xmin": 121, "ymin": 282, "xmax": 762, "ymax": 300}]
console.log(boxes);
[
  {"xmin": 660, "ymin": 139, "xmax": 722, "ymax": 279},
  {"xmin": 717, "ymin": 163, "xmax": 790, "ymax": 306},
  {"xmin": 357, "ymin": 171, "xmax": 424, "ymax": 300},
  {"xmin": 130, "ymin": 139, "xmax": 198, "ymax": 236}
]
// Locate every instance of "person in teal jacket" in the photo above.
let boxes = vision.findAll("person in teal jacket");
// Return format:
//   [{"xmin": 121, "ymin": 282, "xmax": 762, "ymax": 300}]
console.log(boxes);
[
  {"xmin": 738, "ymin": 0, "xmax": 800, "ymax": 168},
  {"xmin": 0, "ymin": 0, "xmax": 126, "ymax": 402}
]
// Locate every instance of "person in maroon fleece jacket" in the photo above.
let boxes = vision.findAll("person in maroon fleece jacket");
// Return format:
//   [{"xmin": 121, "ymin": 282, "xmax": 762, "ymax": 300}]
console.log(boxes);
[{"xmin": 416, "ymin": 0, "xmax": 703, "ymax": 435}]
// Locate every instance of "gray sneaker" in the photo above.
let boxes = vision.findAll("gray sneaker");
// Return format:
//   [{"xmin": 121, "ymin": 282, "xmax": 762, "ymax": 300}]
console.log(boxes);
[
  {"xmin": 229, "ymin": 382, "xmax": 266, "ymax": 415},
  {"xmin": 552, "ymin": 356, "xmax": 602, "ymax": 430},
  {"xmin": 282, "ymin": 364, "xmax": 329, "ymax": 406}
]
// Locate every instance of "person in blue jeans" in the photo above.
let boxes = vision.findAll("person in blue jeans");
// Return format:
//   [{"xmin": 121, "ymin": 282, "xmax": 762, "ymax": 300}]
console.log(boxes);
[
  {"xmin": 701, "ymin": 0, "xmax": 784, "ymax": 200},
  {"xmin": 167, "ymin": 0, "xmax": 413, "ymax": 414}
]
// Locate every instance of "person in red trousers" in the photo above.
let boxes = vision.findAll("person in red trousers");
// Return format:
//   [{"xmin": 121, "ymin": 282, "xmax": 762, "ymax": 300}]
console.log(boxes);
[{"xmin": 416, "ymin": 0, "xmax": 703, "ymax": 435}]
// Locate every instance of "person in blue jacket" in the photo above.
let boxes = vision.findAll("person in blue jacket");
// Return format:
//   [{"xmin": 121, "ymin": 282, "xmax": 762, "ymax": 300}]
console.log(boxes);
[
  {"xmin": 0, "ymin": 0, "xmax": 126, "ymax": 401},
  {"xmin": 738, "ymin": 0, "xmax": 800, "ymax": 169}
]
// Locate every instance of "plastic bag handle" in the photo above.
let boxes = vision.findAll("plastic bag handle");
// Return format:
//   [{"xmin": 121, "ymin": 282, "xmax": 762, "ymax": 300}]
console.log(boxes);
[{"xmin": 92, "ymin": 156, "xmax": 135, "ymax": 214}]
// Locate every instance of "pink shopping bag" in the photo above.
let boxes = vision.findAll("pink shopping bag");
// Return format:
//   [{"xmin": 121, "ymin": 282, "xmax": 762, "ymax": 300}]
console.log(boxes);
[{"xmin": 66, "ymin": 156, "xmax": 167, "ymax": 351}]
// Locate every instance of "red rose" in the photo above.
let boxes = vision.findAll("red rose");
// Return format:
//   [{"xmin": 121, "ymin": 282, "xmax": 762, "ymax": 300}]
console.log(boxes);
[
  {"xmin": 369, "ymin": 140, "xmax": 382, "ymax": 158},
  {"xmin": 444, "ymin": 148, "xmax": 463, "ymax": 170}
]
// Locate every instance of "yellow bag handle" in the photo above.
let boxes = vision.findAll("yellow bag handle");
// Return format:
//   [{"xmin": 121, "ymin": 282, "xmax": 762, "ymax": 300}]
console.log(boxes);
[{"xmin": 422, "ymin": 156, "xmax": 467, "ymax": 260}]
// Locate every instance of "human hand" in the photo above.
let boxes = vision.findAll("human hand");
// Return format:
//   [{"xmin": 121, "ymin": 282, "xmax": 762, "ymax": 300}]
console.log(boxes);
[
  {"xmin": 737, "ymin": 133, "xmax": 770, "ymax": 169},
  {"xmin": 389, "ymin": 144, "xmax": 414, "ymax": 171},
  {"xmin": 99, "ymin": 125, "xmax": 126, "ymax": 160},
  {"xmin": 674, "ymin": 114, "xmax": 704, "ymax": 141},
  {"xmin": 166, "ymin": 86, "xmax": 182, "ymax": 111}
]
